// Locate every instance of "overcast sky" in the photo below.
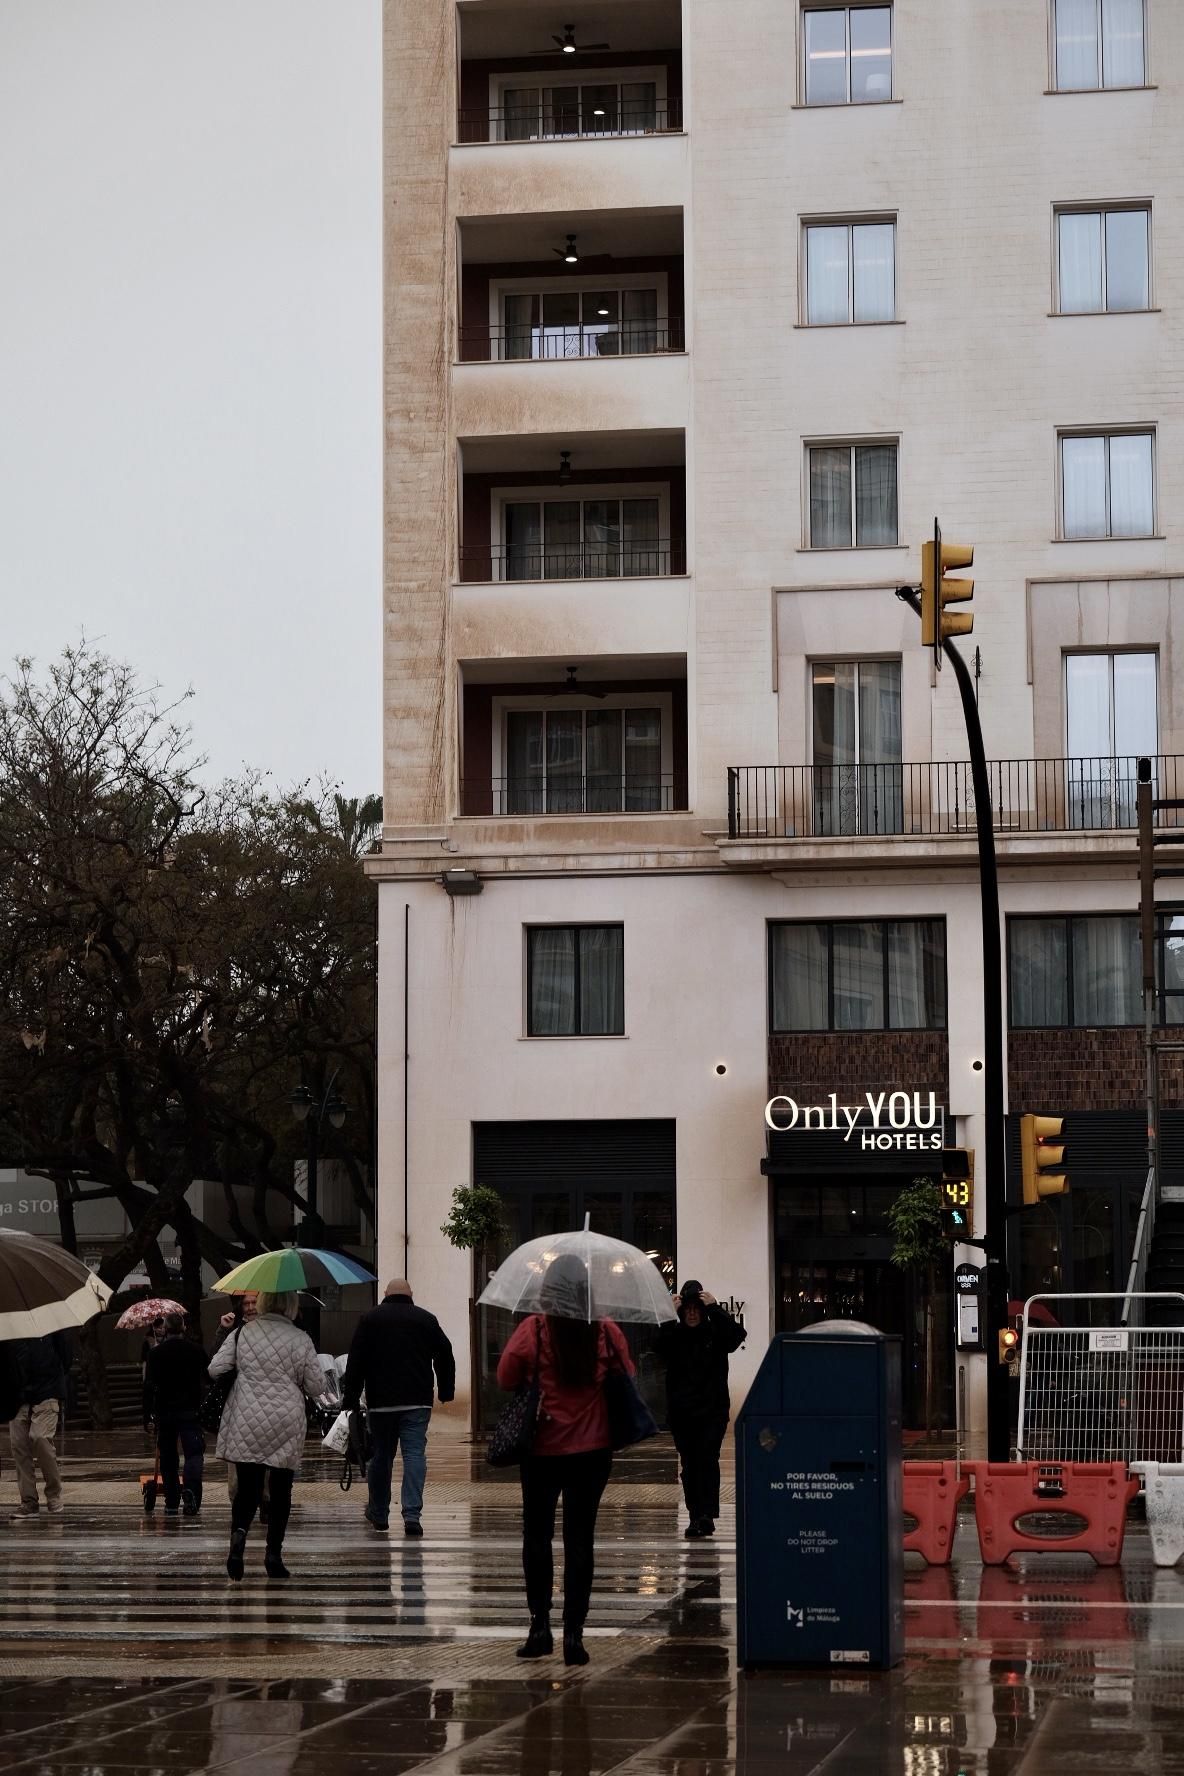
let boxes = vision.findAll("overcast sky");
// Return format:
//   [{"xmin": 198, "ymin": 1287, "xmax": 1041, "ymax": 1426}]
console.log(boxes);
[{"xmin": 0, "ymin": 2, "xmax": 382, "ymax": 794}]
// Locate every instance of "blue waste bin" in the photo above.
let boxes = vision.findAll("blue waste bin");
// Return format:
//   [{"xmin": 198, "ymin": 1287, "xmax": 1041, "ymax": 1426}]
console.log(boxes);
[{"xmin": 735, "ymin": 1321, "xmax": 903, "ymax": 1669}]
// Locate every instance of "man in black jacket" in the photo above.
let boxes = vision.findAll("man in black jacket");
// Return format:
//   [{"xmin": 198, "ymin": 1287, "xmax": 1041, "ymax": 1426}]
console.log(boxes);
[
  {"xmin": 145, "ymin": 1313, "xmax": 209, "ymax": 1514},
  {"xmin": 656, "ymin": 1280, "xmax": 746, "ymax": 1539},
  {"xmin": 8, "ymin": 1332, "xmax": 71, "ymax": 1521},
  {"xmin": 343, "ymin": 1279, "xmax": 455, "ymax": 1536}
]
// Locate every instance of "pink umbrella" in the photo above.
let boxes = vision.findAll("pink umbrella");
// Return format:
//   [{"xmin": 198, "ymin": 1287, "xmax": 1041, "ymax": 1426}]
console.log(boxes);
[{"xmin": 115, "ymin": 1297, "xmax": 187, "ymax": 1330}]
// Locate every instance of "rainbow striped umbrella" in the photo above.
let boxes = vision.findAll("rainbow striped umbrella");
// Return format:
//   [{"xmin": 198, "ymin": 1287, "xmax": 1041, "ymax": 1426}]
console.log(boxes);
[{"xmin": 213, "ymin": 1247, "xmax": 375, "ymax": 1295}]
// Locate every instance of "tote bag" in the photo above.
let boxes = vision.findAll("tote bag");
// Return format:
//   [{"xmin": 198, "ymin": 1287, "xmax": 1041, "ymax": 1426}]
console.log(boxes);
[{"xmin": 486, "ymin": 1319, "xmax": 543, "ymax": 1468}]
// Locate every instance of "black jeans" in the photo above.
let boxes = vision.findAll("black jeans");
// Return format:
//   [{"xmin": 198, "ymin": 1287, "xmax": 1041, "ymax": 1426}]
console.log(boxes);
[
  {"xmin": 520, "ymin": 1448, "xmax": 613, "ymax": 1631},
  {"xmin": 669, "ymin": 1410, "xmax": 729, "ymax": 1522},
  {"xmin": 157, "ymin": 1417, "xmax": 204, "ymax": 1509},
  {"xmin": 232, "ymin": 1462, "xmax": 295, "ymax": 1551}
]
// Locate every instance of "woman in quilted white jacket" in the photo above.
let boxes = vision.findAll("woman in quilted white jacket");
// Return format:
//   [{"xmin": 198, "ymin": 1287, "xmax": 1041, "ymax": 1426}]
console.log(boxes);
[{"xmin": 208, "ymin": 1290, "xmax": 324, "ymax": 1580}]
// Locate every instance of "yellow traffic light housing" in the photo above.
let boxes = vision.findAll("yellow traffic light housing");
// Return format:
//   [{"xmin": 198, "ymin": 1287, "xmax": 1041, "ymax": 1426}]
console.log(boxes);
[
  {"xmin": 1020, "ymin": 1113, "xmax": 1068, "ymax": 1205},
  {"xmin": 998, "ymin": 1326, "xmax": 1019, "ymax": 1365},
  {"xmin": 920, "ymin": 520, "xmax": 974, "ymax": 669}
]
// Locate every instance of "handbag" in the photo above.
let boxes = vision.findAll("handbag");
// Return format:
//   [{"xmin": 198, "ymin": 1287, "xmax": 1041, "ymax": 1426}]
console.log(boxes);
[
  {"xmin": 604, "ymin": 1356, "xmax": 659, "ymax": 1452},
  {"xmin": 486, "ymin": 1318, "xmax": 543, "ymax": 1468},
  {"xmin": 198, "ymin": 1328, "xmax": 240, "ymax": 1434},
  {"xmin": 140, "ymin": 1454, "xmax": 161, "ymax": 1514}
]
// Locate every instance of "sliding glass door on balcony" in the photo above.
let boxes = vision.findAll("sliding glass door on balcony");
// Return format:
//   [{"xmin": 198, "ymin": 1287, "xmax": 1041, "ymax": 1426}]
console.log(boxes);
[
  {"xmin": 502, "ymin": 497, "xmax": 663, "ymax": 580},
  {"xmin": 501, "ymin": 81, "xmax": 659, "ymax": 140},
  {"xmin": 501, "ymin": 288, "xmax": 661, "ymax": 359},
  {"xmin": 1065, "ymin": 651, "xmax": 1157, "ymax": 828},
  {"xmin": 504, "ymin": 708, "xmax": 664, "ymax": 814},
  {"xmin": 811, "ymin": 660, "xmax": 902, "ymax": 835}
]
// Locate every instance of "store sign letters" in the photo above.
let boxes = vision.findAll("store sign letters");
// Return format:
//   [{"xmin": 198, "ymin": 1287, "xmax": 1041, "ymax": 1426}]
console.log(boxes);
[{"xmin": 764, "ymin": 1090, "xmax": 945, "ymax": 1152}]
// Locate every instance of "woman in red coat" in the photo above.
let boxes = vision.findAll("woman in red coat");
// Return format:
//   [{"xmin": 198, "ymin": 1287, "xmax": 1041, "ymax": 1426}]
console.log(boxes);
[{"xmin": 497, "ymin": 1253, "xmax": 633, "ymax": 1667}]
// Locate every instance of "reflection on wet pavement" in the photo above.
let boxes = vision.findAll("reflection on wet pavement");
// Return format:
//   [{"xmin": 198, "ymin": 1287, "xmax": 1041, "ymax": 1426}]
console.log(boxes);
[{"xmin": 7, "ymin": 1454, "xmax": 1184, "ymax": 1771}]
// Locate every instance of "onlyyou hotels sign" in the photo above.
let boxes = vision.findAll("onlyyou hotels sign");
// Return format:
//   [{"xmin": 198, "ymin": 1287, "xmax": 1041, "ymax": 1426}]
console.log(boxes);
[{"xmin": 764, "ymin": 1090, "xmax": 945, "ymax": 1154}]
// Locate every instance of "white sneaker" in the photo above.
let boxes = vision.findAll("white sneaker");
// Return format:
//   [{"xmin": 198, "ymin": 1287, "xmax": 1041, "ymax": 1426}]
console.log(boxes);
[{"xmin": 46, "ymin": 1501, "xmax": 64, "ymax": 1516}]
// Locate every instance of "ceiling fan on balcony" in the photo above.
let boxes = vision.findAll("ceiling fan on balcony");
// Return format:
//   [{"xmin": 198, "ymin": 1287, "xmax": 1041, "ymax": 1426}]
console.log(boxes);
[
  {"xmin": 549, "ymin": 666, "xmax": 609, "ymax": 699},
  {"xmin": 552, "ymin": 234, "xmax": 619, "ymax": 272},
  {"xmin": 530, "ymin": 24, "xmax": 612, "ymax": 55}
]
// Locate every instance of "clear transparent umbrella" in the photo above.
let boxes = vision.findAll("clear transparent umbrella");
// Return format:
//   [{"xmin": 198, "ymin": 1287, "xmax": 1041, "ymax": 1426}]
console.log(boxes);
[{"xmin": 477, "ymin": 1225, "xmax": 677, "ymax": 1325}]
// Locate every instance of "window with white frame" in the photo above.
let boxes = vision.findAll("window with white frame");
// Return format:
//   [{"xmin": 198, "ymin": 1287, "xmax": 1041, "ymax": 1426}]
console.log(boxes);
[
  {"xmin": 805, "ymin": 220, "xmax": 896, "ymax": 323},
  {"xmin": 500, "ymin": 493, "xmax": 666, "ymax": 580},
  {"xmin": 812, "ymin": 659, "xmax": 903, "ymax": 835},
  {"xmin": 499, "ymin": 78, "xmax": 661, "ymax": 140},
  {"xmin": 498, "ymin": 285, "xmax": 665, "ymax": 360},
  {"xmin": 501, "ymin": 703, "xmax": 669, "ymax": 814},
  {"xmin": 807, "ymin": 442, "xmax": 898, "ymax": 547},
  {"xmin": 1056, "ymin": 206, "xmax": 1150, "ymax": 312},
  {"xmin": 527, "ymin": 926, "xmax": 625, "ymax": 1036},
  {"xmin": 1052, "ymin": 0, "xmax": 1145, "ymax": 91},
  {"xmin": 1064, "ymin": 650, "xmax": 1156, "ymax": 827},
  {"xmin": 803, "ymin": 5, "xmax": 893, "ymax": 106},
  {"xmin": 1059, "ymin": 430, "xmax": 1154, "ymax": 538}
]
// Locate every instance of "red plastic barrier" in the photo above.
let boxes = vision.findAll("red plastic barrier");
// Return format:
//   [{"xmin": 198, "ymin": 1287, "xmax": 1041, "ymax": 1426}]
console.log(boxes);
[
  {"xmin": 903, "ymin": 1460, "xmax": 970, "ymax": 1564},
  {"xmin": 973, "ymin": 1461, "xmax": 1138, "ymax": 1566}
]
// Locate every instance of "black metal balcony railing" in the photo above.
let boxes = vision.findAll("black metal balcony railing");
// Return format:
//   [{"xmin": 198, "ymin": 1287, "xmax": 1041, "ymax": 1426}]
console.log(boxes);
[
  {"xmin": 462, "ymin": 775, "xmax": 678, "ymax": 817},
  {"xmin": 456, "ymin": 98, "xmax": 682, "ymax": 145},
  {"xmin": 726, "ymin": 757, "xmax": 1184, "ymax": 841},
  {"xmin": 459, "ymin": 318, "xmax": 685, "ymax": 363},
  {"xmin": 459, "ymin": 539, "xmax": 685, "ymax": 583}
]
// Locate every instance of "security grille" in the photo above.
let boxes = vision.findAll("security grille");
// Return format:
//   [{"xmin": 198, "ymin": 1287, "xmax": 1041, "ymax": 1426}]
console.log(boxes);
[{"xmin": 1017, "ymin": 1293, "xmax": 1184, "ymax": 1464}]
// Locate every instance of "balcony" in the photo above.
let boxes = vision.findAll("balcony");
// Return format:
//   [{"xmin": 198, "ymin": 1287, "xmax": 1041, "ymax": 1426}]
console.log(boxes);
[
  {"xmin": 456, "ymin": 0, "xmax": 682, "ymax": 146},
  {"xmin": 726, "ymin": 757, "xmax": 1184, "ymax": 842},
  {"xmin": 459, "ymin": 657, "xmax": 688, "ymax": 820},
  {"xmin": 460, "ymin": 538, "xmax": 685, "ymax": 583},
  {"xmin": 460, "ymin": 315, "xmax": 684, "ymax": 363}
]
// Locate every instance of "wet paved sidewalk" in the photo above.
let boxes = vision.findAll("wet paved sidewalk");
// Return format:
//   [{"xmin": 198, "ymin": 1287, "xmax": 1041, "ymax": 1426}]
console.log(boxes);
[{"xmin": 4, "ymin": 1424, "xmax": 1184, "ymax": 1771}]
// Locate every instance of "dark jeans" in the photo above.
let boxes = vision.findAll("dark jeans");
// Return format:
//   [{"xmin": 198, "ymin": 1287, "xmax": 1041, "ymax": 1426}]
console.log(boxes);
[
  {"xmin": 670, "ymin": 1409, "xmax": 729, "ymax": 1522},
  {"xmin": 520, "ymin": 1448, "xmax": 613, "ymax": 1631},
  {"xmin": 157, "ymin": 1417, "xmax": 204, "ymax": 1509},
  {"xmin": 232, "ymin": 1462, "xmax": 295, "ymax": 1552},
  {"xmin": 367, "ymin": 1408, "xmax": 431, "ymax": 1525}
]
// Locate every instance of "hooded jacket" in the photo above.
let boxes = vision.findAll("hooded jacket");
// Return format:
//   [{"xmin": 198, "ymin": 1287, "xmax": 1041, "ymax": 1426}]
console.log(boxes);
[{"xmin": 656, "ymin": 1302, "xmax": 746, "ymax": 1420}]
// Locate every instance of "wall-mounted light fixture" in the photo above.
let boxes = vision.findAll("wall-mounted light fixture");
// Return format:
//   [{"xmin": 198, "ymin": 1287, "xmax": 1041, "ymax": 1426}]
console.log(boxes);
[
  {"xmin": 441, "ymin": 868, "xmax": 483, "ymax": 896},
  {"xmin": 558, "ymin": 450, "xmax": 572, "ymax": 485}
]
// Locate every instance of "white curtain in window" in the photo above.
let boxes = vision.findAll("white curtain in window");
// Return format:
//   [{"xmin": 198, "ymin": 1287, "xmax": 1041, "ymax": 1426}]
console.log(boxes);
[
  {"xmin": 1105, "ymin": 209, "xmax": 1149, "ymax": 310},
  {"xmin": 886, "ymin": 920, "xmax": 945, "ymax": 1029},
  {"xmin": 1071, "ymin": 915, "xmax": 1141, "ymax": 1024},
  {"xmin": 852, "ymin": 223, "xmax": 895, "ymax": 322},
  {"xmin": 579, "ymin": 927, "xmax": 624, "ymax": 1034},
  {"xmin": 855, "ymin": 444, "xmax": 898, "ymax": 545},
  {"xmin": 1009, "ymin": 919, "xmax": 1069, "ymax": 1027},
  {"xmin": 1061, "ymin": 435, "xmax": 1107, "ymax": 538},
  {"xmin": 1112, "ymin": 652, "xmax": 1157, "ymax": 758},
  {"xmin": 833, "ymin": 922, "xmax": 884, "ymax": 1029},
  {"xmin": 506, "ymin": 711, "xmax": 545, "ymax": 814},
  {"xmin": 804, "ymin": 9, "xmax": 847, "ymax": 104},
  {"xmin": 812, "ymin": 662, "xmax": 857, "ymax": 834},
  {"xmin": 1108, "ymin": 433, "xmax": 1153, "ymax": 536},
  {"xmin": 1058, "ymin": 212, "xmax": 1103, "ymax": 312},
  {"xmin": 858, "ymin": 659, "xmax": 902, "ymax": 834},
  {"xmin": 1055, "ymin": 0, "xmax": 1100, "ymax": 88},
  {"xmin": 529, "ymin": 928, "xmax": 577, "ymax": 1034},
  {"xmin": 770, "ymin": 923, "xmax": 829, "ymax": 1031},
  {"xmin": 810, "ymin": 448, "xmax": 852, "ymax": 546},
  {"xmin": 807, "ymin": 226, "xmax": 850, "ymax": 324},
  {"xmin": 1065, "ymin": 653, "xmax": 1110, "ymax": 758},
  {"xmin": 1101, "ymin": 0, "xmax": 1144, "ymax": 86}
]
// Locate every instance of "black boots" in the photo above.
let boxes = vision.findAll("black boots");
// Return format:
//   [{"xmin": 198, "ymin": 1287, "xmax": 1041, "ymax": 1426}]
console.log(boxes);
[
  {"xmin": 563, "ymin": 1629, "xmax": 589, "ymax": 1667},
  {"xmin": 226, "ymin": 1527, "xmax": 247, "ymax": 1581},
  {"xmin": 516, "ymin": 1614, "xmax": 553, "ymax": 1659},
  {"xmin": 264, "ymin": 1548, "xmax": 290, "ymax": 1579}
]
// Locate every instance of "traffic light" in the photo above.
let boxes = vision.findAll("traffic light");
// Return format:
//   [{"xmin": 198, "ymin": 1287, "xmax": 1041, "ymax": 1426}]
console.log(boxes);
[
  {"xmin": 1020, "ymin": 1113, "xmax": 1068, "ymax": 1205},
  {"xmin": 997, "ymin": 1326, "xmax": 1019, "ymax": 1365},
  {"xmin": 939, "ymin": 1148, "xmax": 974, "ymax": 1239},
  {"xmin": 920, "ymin": 519, "xmax": 974, "ymax": 669}
]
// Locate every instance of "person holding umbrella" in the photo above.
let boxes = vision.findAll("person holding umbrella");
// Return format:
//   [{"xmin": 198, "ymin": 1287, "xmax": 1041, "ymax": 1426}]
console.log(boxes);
[
  {"xmin": 496, "ymin": 1252, "xmax": 635, "ymax": 1668},
  {"xmin": 0, "ymin": 1230, "xmax": 111, "ymax": 1521},
  {"xmin": 144, "ymin": 1312, "xmax": 208, "ymax": 1515}
]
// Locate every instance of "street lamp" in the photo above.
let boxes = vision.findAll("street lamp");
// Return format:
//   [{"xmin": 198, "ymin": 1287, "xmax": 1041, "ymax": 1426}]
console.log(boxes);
[{"xmin": 288, "ymin": 1075, "xmax": 348, "ymax": 1229}]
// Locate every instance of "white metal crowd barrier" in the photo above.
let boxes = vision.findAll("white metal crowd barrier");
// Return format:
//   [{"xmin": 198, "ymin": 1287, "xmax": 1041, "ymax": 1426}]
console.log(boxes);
[{"xmin": 1017, "ymin": 1293, "xmax": 1184, "ymax": 1466}]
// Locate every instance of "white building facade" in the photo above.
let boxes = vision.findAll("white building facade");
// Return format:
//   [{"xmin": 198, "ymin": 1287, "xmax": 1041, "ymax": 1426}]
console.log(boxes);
[{"xmin": 375, "ymin": 0, "xmax": 1184, "ymax": 1444}]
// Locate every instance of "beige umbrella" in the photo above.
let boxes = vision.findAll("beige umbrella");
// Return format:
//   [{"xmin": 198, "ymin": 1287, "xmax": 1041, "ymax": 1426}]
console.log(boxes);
[{"xmin": 0, "ymin": 1230, "xmax": 112, "ymax": 1339}]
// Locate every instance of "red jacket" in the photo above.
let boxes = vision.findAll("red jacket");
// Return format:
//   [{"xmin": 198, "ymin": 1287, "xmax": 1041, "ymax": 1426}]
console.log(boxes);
[{"xmin": 497, "ymin": 1315, "xmax": 634, "ymax": 1456}]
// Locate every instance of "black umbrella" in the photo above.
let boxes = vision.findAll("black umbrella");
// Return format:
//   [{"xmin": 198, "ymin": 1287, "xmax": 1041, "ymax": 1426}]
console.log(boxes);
[{"xmin": 0, "ymin": 1230, "xmax": 112, "ymax": 1340}]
